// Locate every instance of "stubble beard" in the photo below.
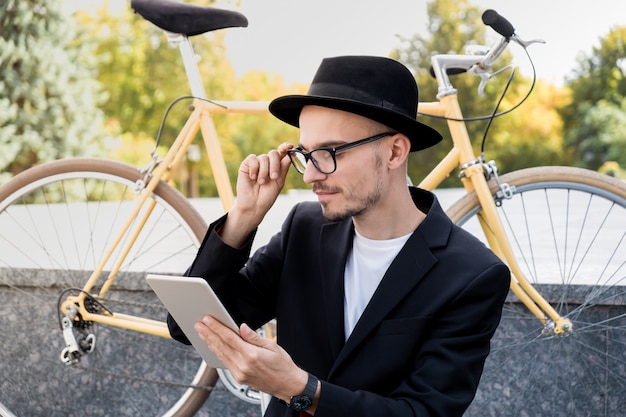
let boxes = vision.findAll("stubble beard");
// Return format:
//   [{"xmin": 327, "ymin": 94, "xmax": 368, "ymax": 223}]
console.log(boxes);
[{"xmin": 318, "ymin": 157, "xmax": 385, "ymax": 222}]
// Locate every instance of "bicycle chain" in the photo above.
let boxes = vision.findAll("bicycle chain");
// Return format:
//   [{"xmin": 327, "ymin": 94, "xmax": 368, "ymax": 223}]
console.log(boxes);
[
  {"xmin": 69, "ymin": 295, "xmax": 228, "ymax": 392},
  {"xmin": 97, "ymin": 298, "xmax": 165, "ymax": 313},
  {"xmin": 71, "ymin": 363, "xmax": 228, "ymax": 392}
]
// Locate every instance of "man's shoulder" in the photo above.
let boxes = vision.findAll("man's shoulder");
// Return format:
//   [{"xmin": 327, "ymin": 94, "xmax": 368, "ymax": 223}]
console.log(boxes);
[
  {"xmin": 409, "ymin": 187, "xmax": 506, "ymax": 268},
  {"xmin": 285, "ymin": 201, "xmax": 353, "ymax": 236},
  {"xmin": 289, "ymin": 200, "xmax": 323, "ymax": 219},
  {"xmin": 293, "ymin": 200, "xmax": 323, "ymax": 212},
  {"xmin": 285, "ymin": 201, "xmax": 327, "ymax": 228}
]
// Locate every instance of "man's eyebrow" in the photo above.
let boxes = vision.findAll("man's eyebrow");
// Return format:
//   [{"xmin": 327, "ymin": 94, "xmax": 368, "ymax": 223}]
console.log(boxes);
[{"xmin": 298, "ymin": 139, "xmax": 348, "ymax": 150}]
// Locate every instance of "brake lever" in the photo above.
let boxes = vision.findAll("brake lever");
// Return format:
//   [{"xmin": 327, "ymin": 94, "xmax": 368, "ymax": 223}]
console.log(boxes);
[
  {"xmin": 469, "ymin": 32, "xmax": 544, "ymax": 97},
  {"xmin": 468, "ymin": 64, "xmax": 514, "ymax": 97},
  {"xmin": 511, "ymin": 33, "xmax": 546, "ymax": 49}
]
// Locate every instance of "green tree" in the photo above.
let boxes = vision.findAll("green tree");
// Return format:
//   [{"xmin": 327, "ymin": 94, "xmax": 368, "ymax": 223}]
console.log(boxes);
[
  {"xmin": 393, "ymin": 0, "xmax": 567, "ymax": 186},
  {"xmin": 225, "ymin": 71, "xmax": 308, "ymax": 192},
  {"xmin": 561, "ymin": 26, "xmax": 626, "ymax": 170},
  {"xmin": 74, "ymin": 0, "xmax": 302, "ymax": 197},
  {"xmin": 74, "ymin": 0, "xmax": 237, "ymax": 196},
  {"xmin": 567, "ymin": 99, "xmax": 626, "ymax": 168},
  {"xmin": 0, "ymin": 0, "xmax": 104, "ymax": 182},
  {"xmin": 488, "ymin": 80, "xmax": 572, "ymax": 170},
  {"xmin": 73, "ymin": 1, "xmax": 233, "ymax": 147},
  {"xmin": 393, "ymin": 0, "xmax": 499, "ymax": 186}
]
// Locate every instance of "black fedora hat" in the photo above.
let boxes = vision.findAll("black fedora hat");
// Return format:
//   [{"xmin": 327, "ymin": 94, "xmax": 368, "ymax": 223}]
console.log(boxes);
[{"xmin": 269, "ymin": 55, "xmax": 442, "ymax": 152}]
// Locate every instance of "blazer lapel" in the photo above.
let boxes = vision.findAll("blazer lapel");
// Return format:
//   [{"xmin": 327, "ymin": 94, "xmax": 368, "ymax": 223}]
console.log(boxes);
[
  {"xmin": 319, "ymin": 219, "xmax": 354, "ymax": 362},
  {"xmin": 328, "ymin": 193, "xmax": 452, "ymax": 378}
]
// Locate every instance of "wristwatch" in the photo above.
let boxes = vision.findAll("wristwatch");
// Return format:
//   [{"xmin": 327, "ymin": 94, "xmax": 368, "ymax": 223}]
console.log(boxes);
[{"xmin": 288, "ymin": 373, "xmax": 318, "ymax": 411}]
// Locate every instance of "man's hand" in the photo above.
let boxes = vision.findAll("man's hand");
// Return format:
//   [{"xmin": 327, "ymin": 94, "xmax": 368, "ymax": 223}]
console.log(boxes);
[
  {"xmin": 194, "ymin": 316, "xmax": 309, "ymax": 404},
  {"xmin": 219, "ymin": 142, "xmax": 293, "ymax": 248}
]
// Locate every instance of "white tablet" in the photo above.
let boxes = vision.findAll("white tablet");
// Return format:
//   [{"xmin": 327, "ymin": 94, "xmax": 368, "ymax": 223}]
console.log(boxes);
[{"xmin": 146, "ymin": 274, "xmax": 239, "ymax": 368}]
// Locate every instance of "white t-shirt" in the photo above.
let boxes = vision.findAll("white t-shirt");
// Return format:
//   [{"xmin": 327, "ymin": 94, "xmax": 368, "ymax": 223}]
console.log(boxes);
[{"xmin": 343, "ymin": 229, "xmax": 412, "ymax": 339}]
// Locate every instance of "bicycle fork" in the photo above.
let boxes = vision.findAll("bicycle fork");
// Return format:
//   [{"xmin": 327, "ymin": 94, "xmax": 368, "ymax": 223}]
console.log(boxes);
[{"xmin": 461, "ymin": 159, "xmax": 574, "ymax": 337}]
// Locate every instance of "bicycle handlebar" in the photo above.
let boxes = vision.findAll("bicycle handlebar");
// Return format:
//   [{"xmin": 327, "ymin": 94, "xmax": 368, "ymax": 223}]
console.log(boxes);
[
  {"xmin": 481, "ymin": 9, "xmax": 515, "ymax": 39},
  {"xmin": 430, "ymin": 9, "xmax": 541, "ymax": 99}
]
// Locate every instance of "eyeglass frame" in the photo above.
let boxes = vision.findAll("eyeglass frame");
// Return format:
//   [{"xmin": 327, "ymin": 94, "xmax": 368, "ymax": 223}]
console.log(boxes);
[{"xmin": 286, "ymin": 131, "xmax": 397, "ymax": 175}]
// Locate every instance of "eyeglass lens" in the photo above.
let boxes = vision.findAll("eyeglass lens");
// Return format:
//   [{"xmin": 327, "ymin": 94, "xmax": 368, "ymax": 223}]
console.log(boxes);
[
  {"xmin": 288, "ymin": 132, "xmax": 396, "ymax": 175},
  {"xmin": 289, "ymin": 149, "xmax": 335, "ymax": 174}
]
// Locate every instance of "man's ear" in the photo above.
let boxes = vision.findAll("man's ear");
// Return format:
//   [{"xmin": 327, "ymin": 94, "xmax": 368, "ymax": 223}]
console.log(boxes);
[{"xmin": 387, "ymin": 133, "xmax": 411, "ymax": 169}]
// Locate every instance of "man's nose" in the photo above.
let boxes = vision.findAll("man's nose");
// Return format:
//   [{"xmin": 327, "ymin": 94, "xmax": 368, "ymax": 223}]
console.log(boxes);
[{"xmin": 302, "ymin": 159, "xmax": 327, "ymax": 184}]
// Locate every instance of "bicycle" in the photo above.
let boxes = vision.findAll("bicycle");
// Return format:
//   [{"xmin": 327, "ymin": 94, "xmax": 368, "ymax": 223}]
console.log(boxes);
[{"xmin": 0, "ymin": 1, "xmax": 624, "ymax": 416}]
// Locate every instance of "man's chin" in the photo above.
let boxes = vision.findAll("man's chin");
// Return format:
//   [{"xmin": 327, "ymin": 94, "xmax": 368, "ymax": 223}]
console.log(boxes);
[
  {"xmin": 320, "ymin": 204, "xmax": 357, "ymax": 223},
  {"xmin": 320, "ymin": 205, "xmax": 340, "ymax": 222}
]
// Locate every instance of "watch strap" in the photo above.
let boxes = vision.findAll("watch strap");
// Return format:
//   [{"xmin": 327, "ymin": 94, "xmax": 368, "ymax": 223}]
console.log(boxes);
[
  {"xmin": 302, "ymin": 373, "xmax": 318, "ymax": 399},
  {"xmin": 289, "ymin": 373, "xmax": 318, "ymax": 410}
]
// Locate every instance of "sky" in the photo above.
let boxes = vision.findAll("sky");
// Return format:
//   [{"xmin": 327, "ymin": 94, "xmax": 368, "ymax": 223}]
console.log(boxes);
[{"xmin": 215, "ymin": 0, "xmax": 626, "ymax": 86}]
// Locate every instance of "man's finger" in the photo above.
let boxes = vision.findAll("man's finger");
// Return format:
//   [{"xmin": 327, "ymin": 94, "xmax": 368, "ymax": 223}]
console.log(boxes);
[
  {"xmin": 239, "ymin": 323, "xmax": 274, "ymax": 350},
  {"xmin": 241, "ymin": 154, "xmax": 259, "ymax": 180},
  {"xmin": 268, "ymin": 149, "xmax": 283, "ymax": 180},
  {"xmin": 277, "ymin": 142, "xmax": 294, "ymax": 157}
]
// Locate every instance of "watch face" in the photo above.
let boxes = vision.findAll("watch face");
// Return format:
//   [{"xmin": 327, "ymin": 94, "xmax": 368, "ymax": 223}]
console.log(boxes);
[{"xmin": 291, "ymin": 394, "xmax": 312, "ymax": 411}]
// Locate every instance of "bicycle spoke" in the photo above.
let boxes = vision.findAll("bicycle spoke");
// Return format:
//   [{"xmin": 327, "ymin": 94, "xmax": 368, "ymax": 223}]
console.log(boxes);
[
  {"xmin": 452, "ymin": 168, "xmax": 626, "ymax": 417},
  {"xmin": 0, "ymin": 160, "xmax": 215, "ymax": 416}
]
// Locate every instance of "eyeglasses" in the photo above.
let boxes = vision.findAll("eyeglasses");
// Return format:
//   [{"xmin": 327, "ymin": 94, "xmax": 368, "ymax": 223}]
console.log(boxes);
[{"xmin": 287, "ymin": 132, "xmax": 396, "ymax": 175}]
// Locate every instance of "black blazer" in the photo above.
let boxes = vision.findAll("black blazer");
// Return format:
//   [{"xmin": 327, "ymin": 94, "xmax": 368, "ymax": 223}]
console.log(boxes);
[{"xmin": 168, "ymin": 188, "xmax": 510, "ymax": 417}]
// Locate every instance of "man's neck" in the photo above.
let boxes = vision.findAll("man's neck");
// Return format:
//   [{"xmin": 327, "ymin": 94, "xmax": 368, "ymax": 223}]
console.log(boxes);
[{"xmin": 352, "ymin": 188, "xmax": 425, "ymax": 240}]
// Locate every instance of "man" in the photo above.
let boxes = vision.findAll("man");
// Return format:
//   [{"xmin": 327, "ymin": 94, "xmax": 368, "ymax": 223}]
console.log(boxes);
[{"xmin": 168, "ymin": 55, "xmax": 510, "ymax": 417}]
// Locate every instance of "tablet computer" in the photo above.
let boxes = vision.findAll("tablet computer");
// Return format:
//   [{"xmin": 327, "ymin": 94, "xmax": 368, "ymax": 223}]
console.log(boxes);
[{"xmin": 146, "ymin": 274, "xmax": 239, "ymax": 368}]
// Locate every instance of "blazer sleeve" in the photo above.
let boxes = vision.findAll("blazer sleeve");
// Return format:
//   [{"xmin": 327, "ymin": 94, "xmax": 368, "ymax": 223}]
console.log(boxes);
[
  {"xmin": 167, "ymin": 205, "xmax": 296, "ymax": 343},
  {"xmin": 166, "ymin": 212, "xmax": 259, "ymax": 343}
]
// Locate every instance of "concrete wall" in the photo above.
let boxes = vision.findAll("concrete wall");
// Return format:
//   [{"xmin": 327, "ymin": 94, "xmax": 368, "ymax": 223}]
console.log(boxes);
[
  {"xmin": 1, "ymin": 283, "xmax": 623, "ymax": 417},
  {"xmin": 2, "ymin": 190, "xmax": 624, "ymax": 416}
]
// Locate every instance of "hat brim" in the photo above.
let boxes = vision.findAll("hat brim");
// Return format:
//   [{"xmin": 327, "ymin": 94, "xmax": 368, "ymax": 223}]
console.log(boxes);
[{"xmin": 269, "ymin": 94, "xmax": 443, "ymax": 152}]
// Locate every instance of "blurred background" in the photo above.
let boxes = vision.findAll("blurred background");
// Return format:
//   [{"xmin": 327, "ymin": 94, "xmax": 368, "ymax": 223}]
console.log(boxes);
[{"xmin": 2, "ymin": 0, "xmax": 625, "ymax": 196}]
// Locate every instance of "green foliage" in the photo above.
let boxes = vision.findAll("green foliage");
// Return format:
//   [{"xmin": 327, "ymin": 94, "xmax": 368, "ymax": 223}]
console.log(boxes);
[
  {"xmin": 3, "ymin": 0, "xmax": 620, "ymax": 197},
  {"xmin": 394, "ymin": 0, "xmax": 495, "ymax": 186},
  {"xmin": 561, "ymin": 26, "xmax": 626, "ymax": 171},
  {"xmin": 223, "ymin": 71, "xmax": 307, "ymax": 192},
  {"xmin": 0, "ymin": 1, "xmax": 104, "ymax": 182},
  {"xmin": 488, "ymin": 81, "xmax": 573, "ymax": 170},
  {"xmin": 567, "ymin": 99, "xmax": 626, "ymax": 169},
  {"xmin": 72, "ymin": 0, "xmax": 304, "ymax": 197},
  {"xmin": 393, "ymin": 0, "xmax": 569, "ymax": 187},
  {"xmin": 74, "ymin": 3, "xmax": 203, "ymax": 145}
]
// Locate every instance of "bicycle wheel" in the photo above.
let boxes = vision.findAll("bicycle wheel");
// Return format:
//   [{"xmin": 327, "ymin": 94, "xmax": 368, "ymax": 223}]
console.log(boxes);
[
  {"xmin": 447, "ymin": 166, "xmax": 626, "ymax": 417},
  {"xmin": 0, "ymin": 158, "xmax": 218, "ymax": 417}
]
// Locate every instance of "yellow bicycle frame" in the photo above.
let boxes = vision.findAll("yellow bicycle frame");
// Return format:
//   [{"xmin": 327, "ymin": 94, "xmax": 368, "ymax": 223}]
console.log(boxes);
[
  {"xmin": 419, "ymin": 96, "xmax": 570, "ymax": 333},
  {"xmin": 62, "ymin": 94, "xmax": 572, "ymax": 338},
  {"xmin": 61, "ymin": 99, "xmax": 268, "ymax": 337}
]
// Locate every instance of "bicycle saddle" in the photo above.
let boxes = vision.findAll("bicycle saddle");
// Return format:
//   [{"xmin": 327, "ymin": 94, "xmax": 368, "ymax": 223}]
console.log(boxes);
[{"xmin": 131, "ymin": 0, "xmax": 248, "ymax": 37}]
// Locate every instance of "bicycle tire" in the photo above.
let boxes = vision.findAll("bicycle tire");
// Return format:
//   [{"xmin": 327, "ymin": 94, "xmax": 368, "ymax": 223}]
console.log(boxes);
[
  {"xmin": 447, "ymin": 166, "xmax": 626, "ymax": 417},
  {"xmin": 0, "ymin": 158, "xmax": 219, "ymax": 417}
]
